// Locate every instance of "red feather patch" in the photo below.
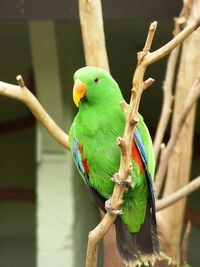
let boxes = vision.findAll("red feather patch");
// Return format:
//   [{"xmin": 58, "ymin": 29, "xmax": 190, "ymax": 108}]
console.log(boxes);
[
  {"xmin": 78, "ymin": 143, "xmax": 90, "ymax": 174},
  {"xmin": 132, "ymin": 140, "xmax": 144, "ymax": 173},
  {"xmin": 78, "ymin": 144, "xmax": 83, "ymax": 153},
  {"xmin": 82, "ymin": 159, "xmax": 89, "ymax": 174}
]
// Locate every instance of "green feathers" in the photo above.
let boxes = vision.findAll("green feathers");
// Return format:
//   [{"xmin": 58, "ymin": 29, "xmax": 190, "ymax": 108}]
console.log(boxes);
[{"xmin": 69, "ymin": 66, "xmax": 155, "ymax": 233}]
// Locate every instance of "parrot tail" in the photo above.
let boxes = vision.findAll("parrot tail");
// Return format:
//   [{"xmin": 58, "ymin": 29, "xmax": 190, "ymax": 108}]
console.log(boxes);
[{"xmin": 115, "ymin": 202, "xmax": 159, "ymax": 267}]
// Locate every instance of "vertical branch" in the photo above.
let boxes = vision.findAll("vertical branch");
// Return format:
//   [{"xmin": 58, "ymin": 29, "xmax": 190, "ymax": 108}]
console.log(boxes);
[
  {"xmin": 154, "ymin": 0, "xmax": 193, "ymax": 172},
  {"xmin": 180, "ymin": 221, "xmax": 192, "ymax": 265},
  {"xmin": 79, "ymin": 0, "xmax": 109, "ymax": 72},
  {"xmin": 153, "ymin": 44, "xmax": 179, "ymax": 163},
  {"xmin": 155, "ymin": 73, "xmax": 200, "ymax": 198}
]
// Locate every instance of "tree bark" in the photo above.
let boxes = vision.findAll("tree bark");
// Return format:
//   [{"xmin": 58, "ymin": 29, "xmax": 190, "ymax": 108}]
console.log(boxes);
[
  {"xmin": 158, "ymin": 0, "xmax": 200, "ymax": 263},
  {"xmin": 79, "ymin": 0, "xmax": 109, "ymax": 72}
]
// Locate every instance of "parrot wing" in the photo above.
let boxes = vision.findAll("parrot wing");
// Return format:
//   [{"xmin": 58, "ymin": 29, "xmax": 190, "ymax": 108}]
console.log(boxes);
[
  {"xmin": 134, "ymin": 127, "xmax": 156, "ymax": 216},
  {"xmin": 72, "ymin": 137, "xmax": 106, "ymax": 212},
  {"xmin": 71, "ymin": 125, "xmax": 156, "ymax": 218},
  {"xmin": 116, "ymin": 125, "xmax": 159, "ymax": 263}
]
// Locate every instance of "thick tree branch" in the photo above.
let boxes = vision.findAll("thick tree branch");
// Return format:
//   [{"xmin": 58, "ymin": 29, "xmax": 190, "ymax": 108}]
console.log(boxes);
[
  {"xmin": 155, "ymin": 73, "xmax": 200, "ymax": 197},
  {"xmin": 156, "ymin": 176, "xmax": 200, "ymax": 211},
  {"xmin": 79, "ymin": 0, "xmax": 109, "ymax": 72},
  {"xmin": 0, "ymin": 76, "xmax": 69, "ymax": 150}
]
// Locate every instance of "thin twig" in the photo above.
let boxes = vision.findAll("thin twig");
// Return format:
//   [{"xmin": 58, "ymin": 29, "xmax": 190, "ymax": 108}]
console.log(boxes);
[
  {"xmin": 156, "ymin": 176, "xmax": 200, "ymax": 211},
  {"xmin": 143, "ymin": 78, "xmax": 155, "ymax": 90},
  {"xmin": 155, "ymin": 73, "xmax": 200, "ymax": 197},
  {"xmin": 137, "ymin": 21, "xmax": 158, "ymax": 63},
  {"xmin": 0, "ymin": 77, "xmax": 69, "ymax": 150},
  {"xmin": 180, "ymin": 220, "xmax": 192, "ymax": 265},
  {"xmin": 153, "ymin": 46, "xmax": 179, "ymax": 163}
]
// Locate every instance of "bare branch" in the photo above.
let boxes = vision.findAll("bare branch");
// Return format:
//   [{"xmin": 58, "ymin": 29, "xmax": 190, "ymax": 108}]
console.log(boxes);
[
  {"xmin": 153, "ymin": 46, "xmax": 179, "ymax": 162},
  {"xmin": 143, "ymin": 78, "xmax": 155, "ymax": 90},
  {"xmin": 16, "ymin": 75, "xmax": 25, "ymax": 88},
  {"xmin": 181, "ymin": 0, "xmax": 193, "ymax": 19},
  {"xmin": 78, "ymin": 0, "xmax": 109, "ymax": 72},
  {"xmin": 155, "ymin": 73, "xmax": 200, "ymax": 197},
  {"xmin": 180, "ymin": 220, "xmax": 192, "ymax": 265},
  {"xmin": 156, "ymin": 176, "xmax": 200, "ymax": 211},
  {"xmin": 0, "ymin": 81, "xmax": 25, "ymax": 101},
  {"xmin": 137, "ymin": 21, "xmax": 158, "ymax": 63},
  {"xmin": 143, "ymin": 21, "xmax": 158, "ymax": 52},
  {"xmin": 0, "ymin": 77, "xmax": 69, "ymax": 150},
  {"xmin": 144, "ymin": 17, "xmax": 200, "ymax": 66}
]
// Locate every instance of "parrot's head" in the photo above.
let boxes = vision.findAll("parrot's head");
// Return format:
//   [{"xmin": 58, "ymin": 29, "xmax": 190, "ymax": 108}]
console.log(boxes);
[{"xmin": 72, "ymin": 66, "xmax": 123, "ymax": 108}]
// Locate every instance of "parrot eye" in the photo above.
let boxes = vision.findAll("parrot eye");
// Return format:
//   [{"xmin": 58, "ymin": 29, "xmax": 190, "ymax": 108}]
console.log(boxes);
[{"xmin": 94, "ymin": 77, "xmax": 99, "ymax": 83}]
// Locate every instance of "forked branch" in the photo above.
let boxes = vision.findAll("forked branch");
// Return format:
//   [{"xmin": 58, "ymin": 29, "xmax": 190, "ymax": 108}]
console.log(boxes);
[
  {"xmin": 143, "ymin": 17, "xmax": 200, "ymax": 65},
  {"xmin": 155, "ymin": 73, "xmax": 200, "ymax": 197}
]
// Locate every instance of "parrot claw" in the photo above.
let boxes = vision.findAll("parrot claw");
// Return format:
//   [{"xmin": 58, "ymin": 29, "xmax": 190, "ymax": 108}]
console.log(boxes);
[
  {"xmin": 124, "ymin": 175, "xmax": 132, "ymax": 187},
  {"xmin": 111, "ymin": 173, "xmax": 121, "ymax": 184},
  {"xmin": 111, "ymin": 173, "xmax": 132, "ymax": 187},
  {"xmin": 105, "ymin": 199, "xmax": 123, "ymax": 215}
]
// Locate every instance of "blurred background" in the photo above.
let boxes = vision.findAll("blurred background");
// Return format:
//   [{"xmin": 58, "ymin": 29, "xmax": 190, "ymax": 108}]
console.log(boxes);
[{"xmin": 0, "ymin": 0, "xmax": 200, "ymax": 266}]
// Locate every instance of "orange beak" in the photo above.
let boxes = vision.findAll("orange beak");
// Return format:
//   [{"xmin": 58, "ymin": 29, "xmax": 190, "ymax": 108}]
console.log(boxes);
[{"xmin": 73, "ymin": 79, "xmax": 87, "ymax": 107}]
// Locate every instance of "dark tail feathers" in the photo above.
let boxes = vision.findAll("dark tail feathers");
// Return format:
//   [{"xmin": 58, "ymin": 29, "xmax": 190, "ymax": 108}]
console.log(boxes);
[{"xmin": 115, "ymin": 202, "xmax": 159, "ymax": 265}]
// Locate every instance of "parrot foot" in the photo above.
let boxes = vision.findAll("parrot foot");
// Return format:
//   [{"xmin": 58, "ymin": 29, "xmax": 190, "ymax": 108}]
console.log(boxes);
[
  {"xmin": 124, "ymin": 175, "xmax": 132, "ymax": 187},
  {"xmin": 105, "ymin": 199, "xmax": 123, "ymax": 215},
  {"xmin": 111, "ymin": 173, "xmax": 132, "ymax": 187}
]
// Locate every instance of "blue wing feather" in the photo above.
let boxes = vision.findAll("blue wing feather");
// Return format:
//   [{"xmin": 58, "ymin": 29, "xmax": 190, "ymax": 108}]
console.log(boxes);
[
  {"xmin": 72, "ymin": 137, "xmax": 90, "ymax": 191},
  {"xmin": 134, "ymin": 127, "xmax": 156, "ymax": 213},
  {"xmin": 72, "ymin": 138, "xmax": 85, "ymax": 176},
  {"xmin": 72, "ymin": 137, "xmax": 107, "ymax": 210}
]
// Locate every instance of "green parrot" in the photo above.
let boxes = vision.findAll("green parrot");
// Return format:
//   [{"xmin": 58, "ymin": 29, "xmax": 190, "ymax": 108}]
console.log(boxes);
[{"xmin": 69, "ymin": 66, "xmax": 159, "ymax": 266}]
